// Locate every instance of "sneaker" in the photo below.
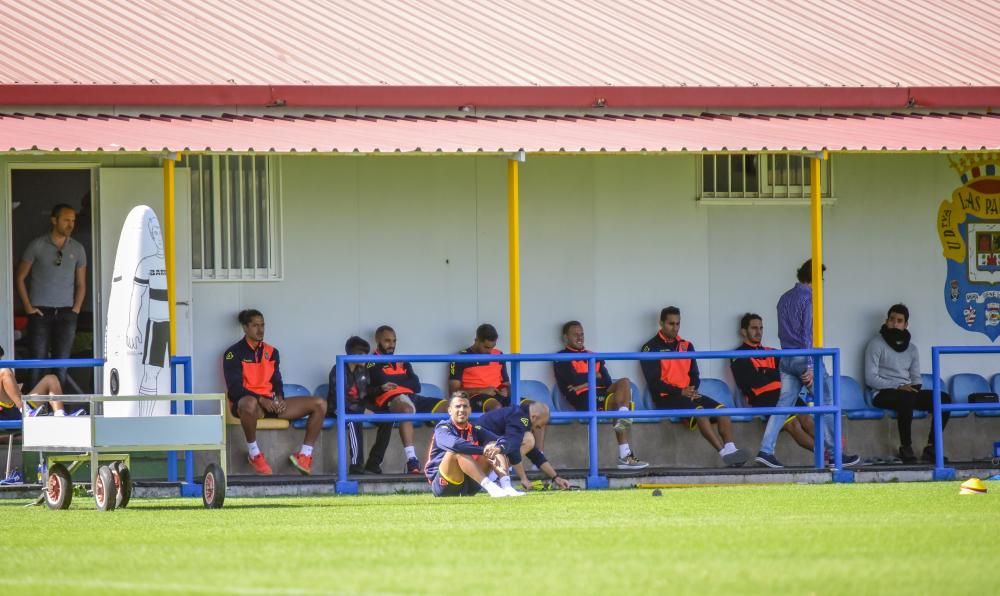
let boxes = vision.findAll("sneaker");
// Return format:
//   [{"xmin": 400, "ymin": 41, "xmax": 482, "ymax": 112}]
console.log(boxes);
[
  {"xmin": 26, "ymin": 406, "xmax": 43, "ymax": 417},
  {"xmin": 613, "ymin": 417, "xmax": 632, "ymax": 433},
  {"xmin": 248, "ymin": 452, "xmax": 272, "ymax": 475},
  {"xmin": 364, "ymin": 461, "xmax": 383, "ymax": 475},
  {"xmin": 289, "ymin": 452, "xmax": 312, "ymax": 475},
  {"xmin": 405, "ymin": 457, "xmax": 421, "ymax": 475},
  {"xmin": 501, "ymin": 485, "xmax": 525, "ymax": 497},
  {"xmin": 721, "ymin": 448, "xmax": 750, "ymax": 467},
  {"xmin": 617, "ymin": 452, "xmax": 649, "ymax": 470},
  {"xmin": 897, "ymin": 445, "xmax": 917, "ymax": 464},
  {"xmin": 922, "ymin": 445, "xmax": 949, "ymax": 464},
  {"xmin": 484, "ymin": 483, "xmax": 508, "ymax": 498},
  {"xmin": 0, "ymin": 468, "xmax": 24, "ymax": 485},
  {"xmin": 826, "ymin": 453, "xmax": 862, "ymax": 467},
  {"xmin": 69, "ymin": 409, "xmax": 85, "ymax": 417},
  {"xmin": 349, "ymin": 464, "xmax": 365, "ymax": 475},
  {"xmin": 755, "ymin": 451, "xmax": 784, "ymax": 469}
]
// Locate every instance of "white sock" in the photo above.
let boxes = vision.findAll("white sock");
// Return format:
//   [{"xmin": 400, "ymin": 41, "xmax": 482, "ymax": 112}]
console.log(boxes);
[
  {"xmin": 618, "ymin": 406, "xmax": 630, "ymax": 413},
  {"xmin": 719, "ymin": 442, "xmax": 737, "ymax": 456},
  {"xmin": 480, "ymin": 477, "xmax": 505, "ymax": 497},
  {"xmin": 248, "ymin": 441, "xmax": 261, "ymax": 458},
  {"xmin": 54, "ymin": 409, "xmax": 66, "ymax": 417},
  {"xmin": 619, "ymin": 443, "xmax": 631, "ymax": 458},
  {"xmin": 488, "ymin": 470, "xmax": 499, "ymax": 482},
  {"xmin": 499, "ymin": 475, "xmax": 512, "ymax": 489},
  {"xmin": 299, "ymin": 444, "xmax": 313, "ymax": 457},
  {"xmin": 404, "ymin": 445, "xmax": 417, "ymax": 460}
]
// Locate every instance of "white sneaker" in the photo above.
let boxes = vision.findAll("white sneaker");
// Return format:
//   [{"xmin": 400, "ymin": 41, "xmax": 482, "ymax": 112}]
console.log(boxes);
[
  {"xmin": 484, "ymin": 483, "xmax": 508, "ymax": 498},
  {"xmin": 502, "ymin": 485, "xmax": 525, "ymax": 497}
]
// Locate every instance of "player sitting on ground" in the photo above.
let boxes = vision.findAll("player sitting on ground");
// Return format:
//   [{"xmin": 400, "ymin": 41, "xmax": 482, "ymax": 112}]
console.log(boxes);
[
  {"xmin": 0, "ymin": 345, "xmax": 68, "ymax": 418},
  {"xmin": 448, "ymin": 323, "xmax": 510, "ymax": 412},
  {"xmin": 366, "ymin": 325, "xmax": 447, "ymax": 474},
  {"xmin": 478, "ymin": 399, "xmax": 572, "ymax": 492},
  {"xmin": 223, "ymin": 309, "xmax": 326, "ymax": 476},
  {"xmin": 554, "ymin": 320, "xmax": 648, "ymax": 470},
  {"xmin": 424, "ymin": 392, "xmax": 514, "ymax": 498},
  {"xmin": 641, "ymin": 306, "xmax": 750, "ymax": 467},
  {"xmin": 730, "ymin": 313, "xmax": 814, "ymax": 461}
]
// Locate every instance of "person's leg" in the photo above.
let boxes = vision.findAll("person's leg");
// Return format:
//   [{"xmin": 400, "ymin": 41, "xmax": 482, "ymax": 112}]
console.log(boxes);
[
  {"xmin": 873, "ymin": 389, "xmax": 914, "ymax": 450},
  {"xmin": 914, "ymin": 389, "xmax": 951, "ymax": 448},
  {"xmin": 609, "ymin": 379, "xmax": 633, "ymax": 444},
  {"xmin": 366, "ymin": 422, "xmax": 393, "ymax": 472},
  {"xmin": 716, "ymin": 415, "xmax": 735, "ymax": 444},
  {"xmin": 279, "ymin": 396, "xmax": 327, "ymax": 446},
  {"xmin": 759, "ymin": 358, "xmax": 804, "ymax": 456},
  {"xmin": 784, "ymin": 418, "xmax": 815, "ymax": 451},
  {"xmin": 0, "ymin": 368, "xmax": 23, "ymax": 410},
  {"xmin": 26, "ymin": 309, "xmax": 52, "ymax": 387},
  {"xmin": 388, "ymin": 396, "xmax": 416, "ymax": 449},
  {"xmin": 346, "ymin": 420, "xmax": 364, "ymax": 470},
  {"xmin": 50, "ymin": 308, "xmax": 78, "ymax": 386},
  {"xmin": 28, "ymin": 374, "xmax": 65, "ymax": 414},
  {"xmin": 814, "ymin": 363, "xmax": 836, "ymax": 450},
  {"xmin": 694, "ymin": 416, "xmax": 723, "ymax": 450},
  {"xmin": 236, "ymin": 396, "xmax": 263, "ymax": 444}
]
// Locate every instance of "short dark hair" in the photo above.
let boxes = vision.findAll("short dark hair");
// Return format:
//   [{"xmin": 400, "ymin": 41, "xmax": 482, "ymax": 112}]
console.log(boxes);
[
  {"xmin": 660, "ymin": 306, "xmax": 680, "ymax": 322},
  {"xmin": 0, "ymin": 344, "xmax": 4, "ymax": 359},
  {"xmin": 237, "ymin": 309, "xmax": 263, "ymax": 326},
  {"xmin": 374, "ymin": 325, "xmax": 395, "ymax": 338},
  {"xmin": 50, "ymin": 203, "xmax": 75, "ymax": 219},
  {"xmin": 740, "ymin": 312, "xmax": 762, "ymax": 330},
  {"xmin": 796, "ymin": 259, "xmax": 827, "ymax": 283},
  {"xmin": 476, "ymin": 323, "xmax": 498, "ymax": 342},
  {"xmin": 561, "ymin": 320, "xmax": 582, "ymax": 336},
  {"xmin": 345, "ymin": 336, "xmax": 370, "ymax": 354},
  {"xmin": 448, "ymin": 391, "xmax": 470, "ymax": 407},
  {"xmin": 887, "ymin": 303, "xmax": 909, "ymax": 322}
]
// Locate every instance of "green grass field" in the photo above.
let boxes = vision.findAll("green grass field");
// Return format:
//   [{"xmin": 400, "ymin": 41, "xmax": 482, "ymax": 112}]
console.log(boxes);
[{"xmin": 2, "ymin": 482, "xmax": 997, "ymax": 595}]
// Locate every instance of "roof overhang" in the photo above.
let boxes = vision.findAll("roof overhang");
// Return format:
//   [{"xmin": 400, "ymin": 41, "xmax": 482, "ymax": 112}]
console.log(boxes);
[{"xmin": 2, "ymin": 112, "xmax": 999, "ymax": 155}]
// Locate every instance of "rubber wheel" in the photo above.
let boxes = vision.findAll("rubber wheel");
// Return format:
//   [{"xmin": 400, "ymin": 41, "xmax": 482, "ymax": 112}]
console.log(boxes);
[
  {"xmin": 45, "ymin": 463, "xmax": 73, "ymax": 510},
  {"xmin": 202, "ymin": 463, "xmax": 226, "ymax": 509},
  {"xmin": 110, "ymin": 461, "xmax": 132, "ymax": 509},
  {"xmin": 94, "ymin": 465, "xmax": 117, "ymax": 512}
]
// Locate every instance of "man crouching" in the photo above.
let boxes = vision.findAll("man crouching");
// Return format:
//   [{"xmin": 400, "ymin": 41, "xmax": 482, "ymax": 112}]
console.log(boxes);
[{"xmin": 424, "ymin": 392, "xmax": 514, "ymax": 498}]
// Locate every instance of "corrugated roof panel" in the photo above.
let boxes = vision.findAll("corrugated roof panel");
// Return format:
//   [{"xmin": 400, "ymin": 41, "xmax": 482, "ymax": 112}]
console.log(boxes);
[
  {"xmin": 1, "ymin": 112, "xmax": 998, "ymax": 153},
  {"xmin": 0, "ymin": 0, "xmax": 997, "ymax": 88}
]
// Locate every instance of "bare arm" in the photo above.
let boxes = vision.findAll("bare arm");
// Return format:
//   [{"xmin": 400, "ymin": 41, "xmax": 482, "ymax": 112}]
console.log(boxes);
[
  {"xmin": 72, "ymin": 265, "xmax": 86, "ymax": 313},
  {"xmin": 14, "ymin": 260, "xmax": 37, "ymax": 315}
]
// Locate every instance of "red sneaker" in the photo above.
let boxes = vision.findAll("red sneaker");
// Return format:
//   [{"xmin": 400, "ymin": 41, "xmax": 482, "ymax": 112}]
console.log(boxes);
[
  {"xmin": 248, "ymin": 452, "xmax": 272, "ymax": 475},
  {"xmin": 290, "ymin": 452, "xmax": 313, "ymax": 475}
]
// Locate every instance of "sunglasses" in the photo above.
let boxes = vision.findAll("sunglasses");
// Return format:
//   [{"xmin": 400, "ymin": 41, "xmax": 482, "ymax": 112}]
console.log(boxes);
[{"xmin": 55, "ymin": 250, "xmax": 63, "ymax": 267}]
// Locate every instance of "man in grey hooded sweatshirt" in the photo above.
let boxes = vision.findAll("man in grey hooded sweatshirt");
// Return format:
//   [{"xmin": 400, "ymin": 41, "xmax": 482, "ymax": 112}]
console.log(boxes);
[{"xmin": 864, "ymin": 304, "xmax": 951, "ymax": 464}]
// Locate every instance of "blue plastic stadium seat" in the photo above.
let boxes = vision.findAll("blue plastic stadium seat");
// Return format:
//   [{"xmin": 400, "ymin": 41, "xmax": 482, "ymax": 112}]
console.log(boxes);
[
  {"xmin": 292, "ymin": 417, "xmax": 336, "ymax": 430},
  {"xmin": 549, "ymin": 383, "xmax": 596, "ymax": 424},
  {"xmin": 840, "ymin": 376, "xmax": 884, "ymax": 420},
  {"xmin": 949, "ymin": 373, "xmax": 989, "ymax": 418},
  {"xmin": 628, "ymin": 381, "xmax": 658, "ymax": 423},
  {"xmin": 731, "ymin": 386, "xmax": 766, "ymax": 422},
  {"xmin": 282, "ymin": 383, "xmax": 312, "ymax": 397},
  {"xmin": 698, "ymin": 378, "xmax": 752, "ymax": 422},
  {"xmin": 419, "ymin": 382, "xmax": 444, "ymax": 399},
  {"xmin": 518, "ymin": 380, "xmax": 570, "ymax": 425},
  {"xmin": 315, "ymin": 383, "xmax": 329, "ymax": 399}
]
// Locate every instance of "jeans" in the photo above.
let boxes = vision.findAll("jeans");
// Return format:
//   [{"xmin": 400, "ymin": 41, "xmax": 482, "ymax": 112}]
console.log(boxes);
[
  {"xmin": 759, "ymin": 356, "xmax": 835, "ymax": 455},
  {"xmin": 26, "ymin": 307, "xmax": 78, "ymax": 386}
]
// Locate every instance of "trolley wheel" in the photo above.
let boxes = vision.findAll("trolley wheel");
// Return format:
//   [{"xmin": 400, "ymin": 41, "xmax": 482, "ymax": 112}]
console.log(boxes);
[
  {"xmin": 45, "ymin": 463, "xmax": 73, "ymax": 510},
  {"xmin": 94, "ymin": 465, "xmax": 117, "ymax": 512},
  {"xmin": 110, "ymin": 461, "xmax": 132, "ymax": 509},
  {"xmin": 202, "ymin": 463, "xmax": 226, "ymax": 509}
]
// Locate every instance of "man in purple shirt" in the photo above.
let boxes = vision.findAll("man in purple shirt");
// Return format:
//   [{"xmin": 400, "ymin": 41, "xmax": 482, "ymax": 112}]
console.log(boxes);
[{"xmin": 755, "ymin": 260, "xmax": 861, "ymax": 469}]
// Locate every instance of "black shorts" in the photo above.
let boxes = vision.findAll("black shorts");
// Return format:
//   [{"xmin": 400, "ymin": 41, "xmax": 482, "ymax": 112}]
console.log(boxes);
[
  {"xmin": 750, "ymin": 390, "xmax": 806, "ymax": 425},
  {"xmin": 651, "ymin": 393, "xmax": 722, "ymax": 429},
  {"xmin": 430, "ymin": 470, "xmax": 482, "ymax": 497},
  {"xmin": 567, "ymin": 388, "xmax": 633, "ymax": 412},
  {"xmin": 0, "ymin": 406, "xmax": 20, "ymax": 421},
  {"xmin": 468, "ymin": 393, "xmax": 509, "ymax": 412},
  {"xmin": 143, "ymin": 319, "xmax": 170, "ymax": 368},
  {"xmin": 371, "ymin": 394, "xmax": 447, "ymax": 414}
]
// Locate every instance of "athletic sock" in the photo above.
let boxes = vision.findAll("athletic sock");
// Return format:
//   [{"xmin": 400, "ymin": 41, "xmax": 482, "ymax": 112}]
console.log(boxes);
[
  {"xmin": 404, "ymin": 445, "xmax": 417, "ymax": 460},
  {"xmin": 53, "ymin": 409, "xmax": 66, "ymax": 417},
  {"xmin": 499, "ymin": 475, "xmax": 513, "ymax": 489},
  {"xmin": 299, "ymin": 444, "xmax": 313, "ymax": 457},
  {"xmin": 618, "ymin": 406, "xmax": 630, "ymax": 413},
  {"xmin": 248, "ymin": 441, "xmax": 261, "ymax": 458},
  {"xmin": 479, "ymin": 477, "xmax": 505, "ymax": 497},
  {"xmin": 719, "ymin": 442, "xmax": 737, "ymax": 456},
  {"xmin": 488, "ymin": 470, "xmax": 499, "ymax": 482},
  {"xmin": 618, "ymin": 443, "xmax": 631, "ymax": 458}
]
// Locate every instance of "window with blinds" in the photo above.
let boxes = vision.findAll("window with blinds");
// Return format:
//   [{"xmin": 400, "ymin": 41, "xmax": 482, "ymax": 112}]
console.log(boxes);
[{"xmin": 699, "ymin": 153, "xmax": 833, "ymax": 203}]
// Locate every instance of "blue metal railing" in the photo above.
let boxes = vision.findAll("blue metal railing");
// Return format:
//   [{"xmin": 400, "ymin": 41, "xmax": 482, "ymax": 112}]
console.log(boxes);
[
  {"xmin": 334, "ymin": 347, "xmax": 846, "ymax": 494},
  {"xmin": 0, "ymin": 355, "xmax": 194, "ymax": 483},
  {"xmin": 930, "ymin": 345, "xmax": 1000, "ymax": 480}
]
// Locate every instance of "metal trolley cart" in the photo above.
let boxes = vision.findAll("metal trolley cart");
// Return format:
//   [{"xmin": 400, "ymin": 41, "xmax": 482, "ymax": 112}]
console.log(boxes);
[{"xmin": 22, "ymin": 394, "xmax": 227, "ymax": 511}]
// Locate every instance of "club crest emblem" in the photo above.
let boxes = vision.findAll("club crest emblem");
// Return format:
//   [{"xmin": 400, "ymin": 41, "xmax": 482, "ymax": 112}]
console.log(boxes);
[{"xmin": 938, "ymin": 154, "xmax": 1000, "ymax": 340}]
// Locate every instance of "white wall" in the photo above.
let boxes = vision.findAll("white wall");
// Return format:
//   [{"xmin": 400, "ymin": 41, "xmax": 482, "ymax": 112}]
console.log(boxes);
[{"xmin": 186, "ymin": 152, "xmax": 998, "ymax": 395}]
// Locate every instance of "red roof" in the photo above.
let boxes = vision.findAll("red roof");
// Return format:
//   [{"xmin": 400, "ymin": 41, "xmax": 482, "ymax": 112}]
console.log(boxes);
[
  {"xmin": 0, "ymin": 1, "xmax": 998, "ymax": 108},
  {"xmin": 2, "ymin": 112, "xmax": 998, "ymax": 153}
]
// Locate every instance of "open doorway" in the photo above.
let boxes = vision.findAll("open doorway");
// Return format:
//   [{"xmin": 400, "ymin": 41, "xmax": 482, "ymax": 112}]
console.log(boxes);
[{"xmin": 11, "ymin": 168, "xmax": 95, "ymax": 394}]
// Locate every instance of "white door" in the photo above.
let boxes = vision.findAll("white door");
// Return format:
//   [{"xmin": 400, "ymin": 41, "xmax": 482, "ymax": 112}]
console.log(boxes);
[{"xmin": 97, "ymin": 168, "xmax": 192, "ymax": 390}]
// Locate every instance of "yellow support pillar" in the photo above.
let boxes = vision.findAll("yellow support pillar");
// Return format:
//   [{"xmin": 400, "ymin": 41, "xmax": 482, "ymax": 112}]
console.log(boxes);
[
  {"xmin": 163, "ymin": 155, "xmax": 179, "ymax": 356},
  {"xmin": 810, "ymin": 152, "xmax": 827, "ymax": 348},
  {"xmin": 507, "ymin": 152, "xmax": 524, "ymax": 353}
]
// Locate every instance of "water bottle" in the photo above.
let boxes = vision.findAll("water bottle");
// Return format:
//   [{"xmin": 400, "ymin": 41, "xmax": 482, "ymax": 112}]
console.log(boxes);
[{"xmin": 36, "ymin": 461, "xmax": 46, "ymax": 484}]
